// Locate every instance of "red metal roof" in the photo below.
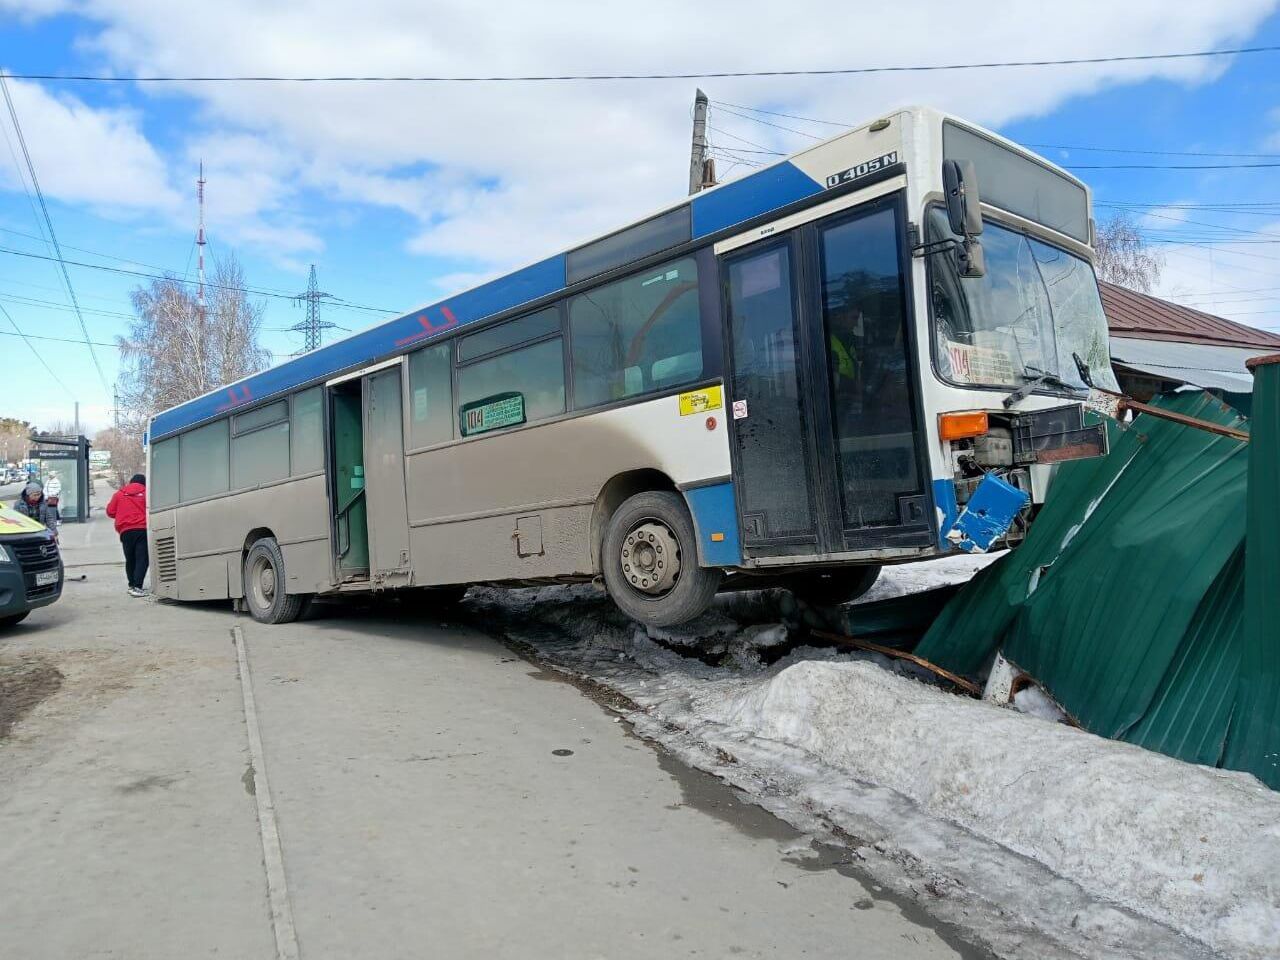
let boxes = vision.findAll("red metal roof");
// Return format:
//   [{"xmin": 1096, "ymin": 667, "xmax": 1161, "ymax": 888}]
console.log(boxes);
[{"xmin": 1101, "ymin": 281, "xmax": 1280, "ymax": 349}]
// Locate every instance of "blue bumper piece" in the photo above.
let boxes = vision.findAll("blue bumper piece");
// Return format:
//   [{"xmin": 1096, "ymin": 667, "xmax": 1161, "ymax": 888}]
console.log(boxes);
[
  {"xmin": 945, "ymin": 474, "xmax": 1030, "ymax": 553},
  {"xmin": 683, "ymin": 482, "xmax": 742, "ymax": 567}
]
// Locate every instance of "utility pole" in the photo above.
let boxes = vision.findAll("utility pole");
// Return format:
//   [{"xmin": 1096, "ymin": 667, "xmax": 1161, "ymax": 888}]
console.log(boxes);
[
  {"xmin": 688, "ymin": 88, "xmax": 712, "ymax": 195},
  {"xmin": 290, "ymin": 265, "xmax": 337, "ymax": 353},
  {"xmin": 73, "ymin": 401, "xmax": 79, "ymax": 437}
]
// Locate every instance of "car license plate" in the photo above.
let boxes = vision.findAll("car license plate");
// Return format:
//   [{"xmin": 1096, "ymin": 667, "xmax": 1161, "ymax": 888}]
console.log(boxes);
[{"xmin": 35, "ymin": 569, "xmax": 59, "ymax": 586}]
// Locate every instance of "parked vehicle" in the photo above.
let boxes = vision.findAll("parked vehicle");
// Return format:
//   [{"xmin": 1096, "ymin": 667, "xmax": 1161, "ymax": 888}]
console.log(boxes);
[
  {"xmin": 0, "ymin": 504, "xmax": 63, "ymax": 628},
  {"xmin": 147, "ymin": 106, "xmax": 1116, "ymax": 627}
]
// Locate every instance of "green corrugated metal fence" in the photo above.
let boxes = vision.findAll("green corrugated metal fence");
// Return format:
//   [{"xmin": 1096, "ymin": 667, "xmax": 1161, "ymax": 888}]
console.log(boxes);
[
  {"xmin": 915, "ymin": 389, "xmax": 1280, "ymax": 788},
  {"xmin": 1224, "ymin": 358, "xmax": 1280, "ymax": 786}
]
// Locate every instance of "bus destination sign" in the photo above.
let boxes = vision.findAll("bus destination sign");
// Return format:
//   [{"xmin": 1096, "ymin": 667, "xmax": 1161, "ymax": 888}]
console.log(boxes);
[{"xmin": 460, "ymin": 392, "xmax": 526, "ymax": 437}]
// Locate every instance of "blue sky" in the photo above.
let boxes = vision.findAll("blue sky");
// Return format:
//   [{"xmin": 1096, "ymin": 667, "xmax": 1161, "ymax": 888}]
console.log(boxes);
[{"xmin": 1, "ymin": 0, "xmax": 1279, "ymax": 432}]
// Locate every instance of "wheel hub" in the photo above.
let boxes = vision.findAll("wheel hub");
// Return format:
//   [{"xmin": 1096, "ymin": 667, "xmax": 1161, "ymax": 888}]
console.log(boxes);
[
  {"xmin": 621, "ymin": 521, "xmax": 681, "ymax": 596},
  {"xmin": 250, "ymin": 556, "xmax": 277, "ymax": 608}
]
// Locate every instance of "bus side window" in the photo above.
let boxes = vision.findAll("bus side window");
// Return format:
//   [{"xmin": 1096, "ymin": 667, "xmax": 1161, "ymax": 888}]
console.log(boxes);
[
  {"xmin": 290, "ymin": 387, "xmax": 324, "ymax": 475},
  {"xmin": 456, "ymin": 338, "xmax": 565, "ymax": 434},
  {"xmin": 151, "ymin": 437, "xmax": 180, "ymax": 508},
  {"xmin": 568, "ymin": 256, "xmax": 703, "ymax": 409},
  {"xmin": 407, "ymin": 343, "xmax": 454, "ymax": 447},
  {"xmin": 178, "ymin": 419, "xmax": 229, "ymax": 503},
  {"xmin": 231, "ymin": 401, "xmax": 289, "ymax": 489}
]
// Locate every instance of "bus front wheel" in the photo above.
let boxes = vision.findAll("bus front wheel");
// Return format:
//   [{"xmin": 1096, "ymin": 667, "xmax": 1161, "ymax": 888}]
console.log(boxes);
[
  {"xmin": 243, "ymin": 537, "xmax": 310, "ymax": 624},
  {"xmin": 602, "ymin": 491, "xmax": 722, "ymax": 627}
]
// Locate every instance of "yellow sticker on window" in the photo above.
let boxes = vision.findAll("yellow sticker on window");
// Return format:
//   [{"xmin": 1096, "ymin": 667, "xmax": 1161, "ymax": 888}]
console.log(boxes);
[{"xmin": 678, "ymin": 385, "xmax": 723, "ymax": 416}]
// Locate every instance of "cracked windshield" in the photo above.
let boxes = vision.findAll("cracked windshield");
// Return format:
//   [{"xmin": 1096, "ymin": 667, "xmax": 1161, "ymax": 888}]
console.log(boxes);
[{"xmin": 929, "ymin": 208, "xmax": 1117, "ymax": 391}]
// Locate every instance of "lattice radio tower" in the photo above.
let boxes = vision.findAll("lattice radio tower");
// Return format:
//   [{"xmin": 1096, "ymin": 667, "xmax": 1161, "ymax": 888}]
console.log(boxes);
[
  {"xmin": 290, "ymin": 264, "xmax": 337, "ymax": 352},
  {"xmin": 196, "ymin": 161, "xmax": 206, "ymax": 322}
]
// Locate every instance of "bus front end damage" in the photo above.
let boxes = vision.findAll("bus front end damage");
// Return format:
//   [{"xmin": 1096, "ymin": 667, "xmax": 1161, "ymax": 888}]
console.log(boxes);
[{"xmin": 934, "ymin": 403, "xmax": 1109, "ymax": 553}]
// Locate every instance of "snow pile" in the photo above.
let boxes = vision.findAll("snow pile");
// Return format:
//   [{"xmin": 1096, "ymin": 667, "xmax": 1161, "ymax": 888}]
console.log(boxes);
[
  {"xmin": 470, "ymin": 561, "xmax": 1279, "ymax": 959},
  {"xmin": 700, "ymin": 660, "xmax": 1280, "ymax": 959}
]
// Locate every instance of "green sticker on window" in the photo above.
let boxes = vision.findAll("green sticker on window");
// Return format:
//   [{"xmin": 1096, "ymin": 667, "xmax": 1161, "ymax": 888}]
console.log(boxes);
[{"xmin": 459, "ymin": 392, "xmax": 526, "ymax": 436}]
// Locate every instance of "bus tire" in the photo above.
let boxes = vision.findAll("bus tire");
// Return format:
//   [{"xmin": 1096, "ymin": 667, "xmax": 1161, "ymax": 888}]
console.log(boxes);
[
  {"xmin": 0, "ymin": 611, "xmax": 29, "ymax": 629},
  {"xmin": 789, "ymin": 565, "xmax": 881, "ymax": 607},
  {"xmin": 243, "ymin": 537, "xmax": 308, "ymax": 624},
  {"xmin": 602, "ymin": 491, "xmax": 722, "ymax": 627}
]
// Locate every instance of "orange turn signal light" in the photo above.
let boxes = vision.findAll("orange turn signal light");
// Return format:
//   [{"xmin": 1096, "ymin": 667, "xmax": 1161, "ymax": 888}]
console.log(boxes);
[{"xmin": 939, "ymin": 411, "xmax": 989, "ymax": 442}]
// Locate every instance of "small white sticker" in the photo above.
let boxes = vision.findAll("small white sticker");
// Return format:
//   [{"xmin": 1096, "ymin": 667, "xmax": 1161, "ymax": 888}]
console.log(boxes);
[{"xmin": 732, "ymin": 399, "xmax": 749, "ymax": 420}]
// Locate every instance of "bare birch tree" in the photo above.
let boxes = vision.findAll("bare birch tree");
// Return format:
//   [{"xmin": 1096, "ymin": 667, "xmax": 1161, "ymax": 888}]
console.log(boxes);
[
  {"xmin": 1095, "ymin": 212, "xmax": 1165, "ymax": 293},
  {"xmin": 115, "ymin": 253, "xmax": 271, "ymax": 442}
]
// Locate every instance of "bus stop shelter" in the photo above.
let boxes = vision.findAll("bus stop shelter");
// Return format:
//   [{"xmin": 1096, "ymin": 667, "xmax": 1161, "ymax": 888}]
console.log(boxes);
[{"xmin": 27, "ymin": 435, "xmax": 92, "ymax": 522}]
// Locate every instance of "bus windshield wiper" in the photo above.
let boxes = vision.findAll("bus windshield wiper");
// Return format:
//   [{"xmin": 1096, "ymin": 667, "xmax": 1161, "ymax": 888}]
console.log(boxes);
[{"xmin": 1002, "ymin": 366, "xmax": 1087, "ymax": 409}]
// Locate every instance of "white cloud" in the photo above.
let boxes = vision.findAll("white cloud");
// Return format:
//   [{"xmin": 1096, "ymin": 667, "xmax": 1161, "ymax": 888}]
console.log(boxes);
[
  {"xmin": 11, "ymin": 0, "xmax": 1280, "ymax": 277},
  {"xmin": 0, "ymin": 0, "xmax": 72, "ymax": 20},
  {"xmin": 0, "ymin": 77, "xmax": 180, "ymax": 214},
  {"xmin": 1152, "ymin": 223, "xmax": 1280, "ymax": 335}
]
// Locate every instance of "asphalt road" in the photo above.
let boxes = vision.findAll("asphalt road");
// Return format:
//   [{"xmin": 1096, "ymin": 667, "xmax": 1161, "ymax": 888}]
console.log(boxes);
[{"xmin": 0, "ymin": 484, "xmax": 975, "ymax": 960}]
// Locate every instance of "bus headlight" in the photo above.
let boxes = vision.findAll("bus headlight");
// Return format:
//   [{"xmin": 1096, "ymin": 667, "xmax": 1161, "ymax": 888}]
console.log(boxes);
[{"xmin": 0, "ymin": 545, "xmax": 13, "ymax": 563}]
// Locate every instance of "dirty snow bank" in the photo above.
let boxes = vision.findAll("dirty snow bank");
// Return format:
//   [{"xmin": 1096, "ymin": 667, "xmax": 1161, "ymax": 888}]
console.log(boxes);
[
  {"xmin": 469, "ymin": 562, "xmax": 1278, "ymax": 960},
  {"xmin": 702, "ymin": 660, "xmax": 1280, "ymax": 959}
]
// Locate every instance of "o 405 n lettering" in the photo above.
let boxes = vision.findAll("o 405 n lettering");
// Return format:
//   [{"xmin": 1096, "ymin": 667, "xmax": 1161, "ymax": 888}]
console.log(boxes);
[{"xmin": 825, "ymin": 151, "xmax": 899, "ymax": 189}]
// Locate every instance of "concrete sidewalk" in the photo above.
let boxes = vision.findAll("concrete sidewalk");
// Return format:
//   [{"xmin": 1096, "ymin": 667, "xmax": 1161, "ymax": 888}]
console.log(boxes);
[{"xmin": 0, "ymin": 494, "xmax": 977, "ymax": 960}]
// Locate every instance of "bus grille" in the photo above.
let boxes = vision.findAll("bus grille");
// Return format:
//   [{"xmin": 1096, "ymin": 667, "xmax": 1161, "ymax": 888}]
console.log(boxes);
[{"xmin": 155, "ymin": 536, "xmax": 177, "ymax": 583}]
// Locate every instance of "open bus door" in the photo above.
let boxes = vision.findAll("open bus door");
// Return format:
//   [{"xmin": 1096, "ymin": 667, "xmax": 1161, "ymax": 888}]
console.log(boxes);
[
  {"xmin": 328, "ymin": 365, "xmax": 414, "ymax": 586},
  {"xmin": 722, "ymin": 192, "xmax": 932, "ymax": 561}
]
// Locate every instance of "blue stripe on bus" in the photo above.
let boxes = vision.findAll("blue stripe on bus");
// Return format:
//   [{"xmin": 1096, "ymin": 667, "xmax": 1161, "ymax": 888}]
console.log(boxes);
[
  {"xmin": 690, "ymin": 161, "xmax": 823, "ymax": 239},
  {"xmin": 683, "ymin": 482, "xmax": 742, "ymax": 567},
  {"xmin": 151, "ymin": 254, "xmax": 568, "ymax": 439},
  {"xmin": 153, "ymin": 162, "xmax": 824, "ymax": 441}
]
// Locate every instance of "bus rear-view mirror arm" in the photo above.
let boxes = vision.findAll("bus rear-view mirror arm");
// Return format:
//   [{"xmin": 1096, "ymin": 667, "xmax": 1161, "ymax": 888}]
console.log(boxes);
[{"xmin": 942, "ymin": 159, "xmax": 985, "ymax": 279}]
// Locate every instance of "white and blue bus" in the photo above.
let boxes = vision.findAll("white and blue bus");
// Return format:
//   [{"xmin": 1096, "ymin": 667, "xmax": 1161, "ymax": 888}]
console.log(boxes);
[{"xmin": 147, "ymin": 105, "xmax": 1115, "ymax": 626}]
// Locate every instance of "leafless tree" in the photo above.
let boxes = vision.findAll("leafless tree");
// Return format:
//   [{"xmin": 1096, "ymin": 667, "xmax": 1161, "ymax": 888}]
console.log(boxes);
[
  {"xmin": 115, "ymin": 253, "xmax": 271, "ymax": 444},
  {"xmin": 32, "ymin": 418, "xmax": 79, "ymax": 438},
  {"xmin": 1095, "ymin": 212, "xmax": 1164, "ymax": 293},
  {"xmin": 92, "ymin": 426, "xmax": 146, "ymax": 487}
]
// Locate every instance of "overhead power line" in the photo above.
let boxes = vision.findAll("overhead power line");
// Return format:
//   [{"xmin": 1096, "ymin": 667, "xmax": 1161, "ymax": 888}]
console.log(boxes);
[
  {"xmin": 5, "ymin": 44, "xmax": 1279, "ymax": 83},
  {"xmin": 0, "ymin": 70, "xmax": 109, "ymax": 395},
  {"xmin": 0, "ymin": 302, "xmax": 75, "ymax": 397},
  {"xmin": 0, "ymin": 327, "xmax": 119, "ymax": 348},
  {"xmin": 714, "ymin": 98, "xmax": 1280, "ymax": 170},
  {"xmin": 1070, "ymin": 160, "xmax": 1280, "ymax": 170},
  {"xmin": 0, "ymin": 244, "xmax": 400, "ymax": 314},
  {"xmin": 1027, "ymin": 143, "xmax": 1280, "ymax": 159}
]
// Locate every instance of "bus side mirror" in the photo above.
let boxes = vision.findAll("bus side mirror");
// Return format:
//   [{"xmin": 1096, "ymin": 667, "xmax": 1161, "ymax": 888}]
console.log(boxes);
[
  {"xmin": 943, "ymin": 160, "xmax": 983, "ymax": 237},
  {"xmin": 942, "ymin": 159, "xmax": 985, "ymax": 278}
]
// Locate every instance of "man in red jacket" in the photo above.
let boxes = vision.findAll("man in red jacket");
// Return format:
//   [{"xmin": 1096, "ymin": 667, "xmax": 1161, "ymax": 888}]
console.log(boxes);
[{"xmin": 106, "ymin": 474, "xmax": 149, "ymax": 597}]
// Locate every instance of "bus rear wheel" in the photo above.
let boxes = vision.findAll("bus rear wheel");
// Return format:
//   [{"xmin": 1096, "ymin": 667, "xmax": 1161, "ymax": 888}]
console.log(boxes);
[
  {"xmin": 243, "ymin": 537, "xmax": 309, "ymax": 624},
  {"xmin": 602, "ymin": 491, "xmax": 722, "ymax": 627}
]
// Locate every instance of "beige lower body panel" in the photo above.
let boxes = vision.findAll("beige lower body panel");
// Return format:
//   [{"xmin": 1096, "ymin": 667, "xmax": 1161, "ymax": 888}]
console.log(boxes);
[
  {"xmin": 150, "ymin": 474, "xmax": 331, "ymax": 602},
  {"xmin": 408, "ymin": 504, "xmax": 594, "ymax": 585}
]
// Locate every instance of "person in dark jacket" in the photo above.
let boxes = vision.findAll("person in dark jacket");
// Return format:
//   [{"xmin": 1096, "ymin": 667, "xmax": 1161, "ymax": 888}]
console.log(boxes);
[
  {"xmin": 14, "ymin": 481, "xmax": 59, "ymax": 536},
  {"xmin": 106, "ymin": 474, "xmax": 148, "ymax": 597}
]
